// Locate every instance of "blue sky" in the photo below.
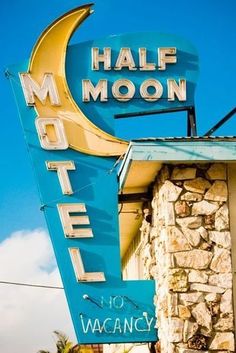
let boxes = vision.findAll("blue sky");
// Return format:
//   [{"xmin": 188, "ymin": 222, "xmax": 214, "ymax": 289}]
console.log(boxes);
[{"xmin": 0, "ymin": 1, "xmax": 235, "ymax": 352}]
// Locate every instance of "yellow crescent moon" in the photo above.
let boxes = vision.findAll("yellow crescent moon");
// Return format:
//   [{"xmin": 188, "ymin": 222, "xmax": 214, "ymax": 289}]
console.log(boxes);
[{"xmin": 28, "ymin": 4, "xmax": 128, "ymax": 156}]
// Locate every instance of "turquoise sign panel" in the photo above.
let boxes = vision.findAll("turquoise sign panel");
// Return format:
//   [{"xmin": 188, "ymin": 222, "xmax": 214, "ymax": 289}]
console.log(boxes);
[
  {"xmin": 9, "ymin": 29, "xmax": 199, "ymax": 344},
  {"xmin": 66, "ymin": 32, "xmax": 199, "ymax": 136}
]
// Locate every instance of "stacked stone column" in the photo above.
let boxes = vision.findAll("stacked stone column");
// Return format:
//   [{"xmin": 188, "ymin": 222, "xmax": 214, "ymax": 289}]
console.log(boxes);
[{"xmin": 141, "ymin": 163, "xmax": 235, "ymax": 353}]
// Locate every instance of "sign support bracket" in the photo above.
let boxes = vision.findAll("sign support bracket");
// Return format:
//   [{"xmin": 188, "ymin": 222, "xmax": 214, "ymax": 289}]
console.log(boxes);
[
  {"xmin": 204, "ymin": 107, "xmax": 236, "ymax": 136},
  {"xmin": 115, "ymin": 106, "xmax": 198, "ymax": 137}
]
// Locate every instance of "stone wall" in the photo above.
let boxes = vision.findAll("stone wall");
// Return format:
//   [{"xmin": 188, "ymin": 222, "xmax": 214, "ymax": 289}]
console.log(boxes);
[{"xmin": 141, "ymin": 163, "xmax": 235, "ymax": 353}]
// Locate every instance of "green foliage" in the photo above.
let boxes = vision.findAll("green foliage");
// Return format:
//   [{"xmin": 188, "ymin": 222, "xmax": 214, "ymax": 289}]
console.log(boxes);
[{"xmin": 38, "ymin": 331, "xmax": 80, "ymax": 353}]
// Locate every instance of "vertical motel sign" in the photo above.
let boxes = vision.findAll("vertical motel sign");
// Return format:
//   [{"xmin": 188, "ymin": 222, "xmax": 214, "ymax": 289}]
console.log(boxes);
[{"xmin": 9, "ymin": 5, "xmax": 199, "ymax": 344}]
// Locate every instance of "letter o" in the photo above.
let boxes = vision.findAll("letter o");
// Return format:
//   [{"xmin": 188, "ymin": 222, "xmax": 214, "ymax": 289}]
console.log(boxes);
[
  {"xmin": 112, "ymin": 296, "xmax": 124, "ymax": 309},
  {"xmin": 140, "ymin": 79, "xmax": 163, "ymax": 101},
  {"xmin": 112, "ymin": 79, "xmax": 135, "ymax": 102},
  {"xmin": 35, "ymin": 117, "xmax": 68, "ymax": 150}
]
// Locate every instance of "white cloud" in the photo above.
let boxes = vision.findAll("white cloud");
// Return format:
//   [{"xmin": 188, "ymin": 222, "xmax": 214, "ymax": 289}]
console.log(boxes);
[{"xmin": 0, "ymin": 229, "xmax": 76, "ymax": 353}]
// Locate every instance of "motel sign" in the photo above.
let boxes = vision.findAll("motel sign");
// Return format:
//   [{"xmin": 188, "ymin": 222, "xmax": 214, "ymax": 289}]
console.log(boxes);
[{"xmin": 9, "ymin": 4, "xmax": 199, "ymax": 344}]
